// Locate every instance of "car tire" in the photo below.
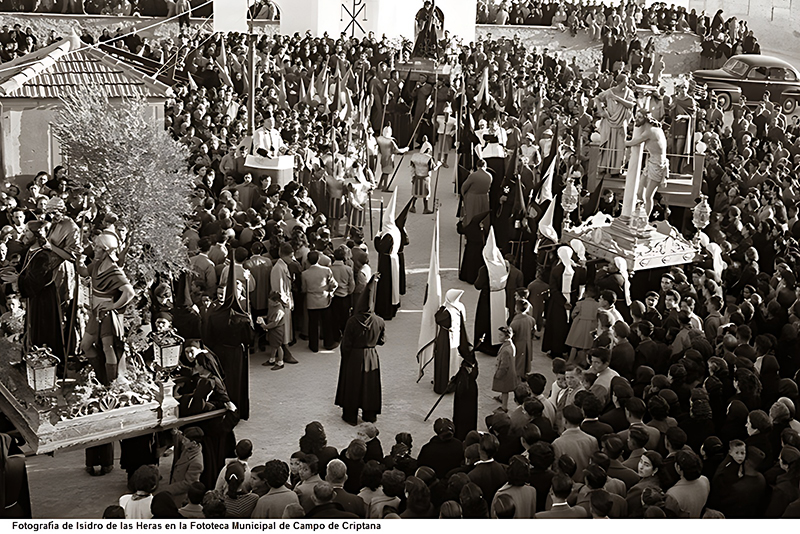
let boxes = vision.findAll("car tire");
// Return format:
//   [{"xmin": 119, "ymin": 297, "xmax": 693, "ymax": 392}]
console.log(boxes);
[
  {"xmin": 783, "ymin": 97, "xmax": 797, "ymax": 114},
  {"xmin": 715, "ymin": 92, "xmax": 732, "ymax": 111}
]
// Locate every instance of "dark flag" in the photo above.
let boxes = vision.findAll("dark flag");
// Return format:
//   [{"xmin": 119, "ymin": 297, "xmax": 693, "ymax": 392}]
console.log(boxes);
[{"xmin": 585, "ymin": 174, "xmax": 606, "ymax": 218}]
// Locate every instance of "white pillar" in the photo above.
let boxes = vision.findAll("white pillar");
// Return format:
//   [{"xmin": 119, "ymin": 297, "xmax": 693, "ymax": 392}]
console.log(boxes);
[{"xmin": 620, "ymin": 140, "xmax": 643, "ymax": 220}]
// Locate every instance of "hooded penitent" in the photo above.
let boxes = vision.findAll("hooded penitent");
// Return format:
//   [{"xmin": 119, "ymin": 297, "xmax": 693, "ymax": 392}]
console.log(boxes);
[
  {"xmin": 483, "ymin": 227, "xmax": 508, "ymax": 345},
  {"xmin": 557, "ymin": 246, "xmax": 575, "ymax": 305},
  {"xmin": 379, "ymin": 190, "xmax": 402, "ymax": 306}
]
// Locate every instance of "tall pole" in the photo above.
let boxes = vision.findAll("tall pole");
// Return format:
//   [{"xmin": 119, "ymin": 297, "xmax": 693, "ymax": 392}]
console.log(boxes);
[{"xmin": 247, "ymin": 13, "xmax": 255, "ymax": 137}]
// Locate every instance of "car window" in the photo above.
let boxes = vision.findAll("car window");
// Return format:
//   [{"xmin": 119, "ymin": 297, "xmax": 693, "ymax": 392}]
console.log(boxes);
[
  {"xmin": 785, "ymin": 70, "xmax": 798, "ymax": 82},
  {"xmin": 747, "ymin": 67, "xmax": 768, "ymax": 80},
  {"xmin": 722, "ymin": 58, "xmax": 748, "ymax": 77},
  {"xmin": 768, "ymin": 68, "xmax": 787, "ymax": 81}
]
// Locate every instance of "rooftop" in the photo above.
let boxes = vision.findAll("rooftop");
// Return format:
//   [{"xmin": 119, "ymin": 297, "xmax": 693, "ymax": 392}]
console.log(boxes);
[{"xmin": 0, "ymin": 35, "xmax": 172, "ymax": 99}]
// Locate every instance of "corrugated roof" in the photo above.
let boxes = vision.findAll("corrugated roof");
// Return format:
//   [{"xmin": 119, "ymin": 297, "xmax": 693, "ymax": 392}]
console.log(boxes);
[{"xmin": 0, "ymin": 36, "xmax": 172, "ymax": 99}]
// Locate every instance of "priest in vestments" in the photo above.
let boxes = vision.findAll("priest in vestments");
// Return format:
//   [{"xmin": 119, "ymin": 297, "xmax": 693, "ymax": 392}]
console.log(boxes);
[
  {"xmin": 374, "ymin": 191, "xmax": 403, "ymax": 320},
  {"xmin": 473, "ymin": 228, "xmax": 508, "ymax": 356},
  {"xmin": 433, "ymin": 289, "xmax": 471, "ymax": 394}
]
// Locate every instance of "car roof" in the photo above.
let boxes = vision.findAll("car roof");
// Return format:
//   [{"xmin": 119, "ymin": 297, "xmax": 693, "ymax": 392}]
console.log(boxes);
[{"xmin": 729, "ymin": 54, "xmax": 798, "ymax": 71}]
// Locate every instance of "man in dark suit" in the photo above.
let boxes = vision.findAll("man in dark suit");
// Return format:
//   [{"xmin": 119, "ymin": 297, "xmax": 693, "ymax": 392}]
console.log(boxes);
[
  {"xmin": 601, "ymin": 434, "xmax": 640, "ymax": 490},
  {"xmin": 580, "ymin": 393, "xmax": 614, "ymax": 442},
  {"xmin": 325, "ymin": 459, "xmax": 366, "ymax": 518},
  {"xmin": 305, "ymin": 482, "xmax": 359, "ymax": 519},
  {"xmin": 535, "ymin": 473, "xmax": 589, "ymax": 518},
  {"xmin": 576, "ymin": 465, "xmax": 628, "ymax": 518}
]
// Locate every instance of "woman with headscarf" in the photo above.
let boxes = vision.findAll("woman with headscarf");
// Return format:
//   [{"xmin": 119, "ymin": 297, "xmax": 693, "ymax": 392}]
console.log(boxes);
[
  {"xmin": 542, "ymin": 246, "xmax": 579, "ymax": 359},
  {"xmin": 299, "ymin": 422, "xmax": 339, "ymax": 480},
  {"xmin": 630, "ymin": 365, "xmax": 654, "ymax": 399},
  {"xmin": 335, "ymin": 275, "xmax": 385, "ymax": 425},
  {"xmin": 432, "ymin": 289, "xmax": 471, "ymax": 394},
  {"xmin": 374, "ymin": 191, "xmax": 402, "ymax": 320},
  {"xmin": 719, "ymin": 400, "xmax": 750, "ymax": 446},
  {"xmin": 150, "ymin": 492, "xmax": 182, "ymax": 519},
  {"xmin": 746, "ymin": 410, "xmax": 774, "ymax": 471},
  {"xmin": 474, "ymin": 228, "xmax": 509, "ymax": 356},
  {"xmin": 765, "ymin": 445, "xmax": 800, "ymax": 517},
  {"xmin": 760, "ymin": 354, "xmax": 781, "ymax": 411},
  {"xmin": 679, "ymin": 398, "xmax": 714, "ymax": 452},
  {"xmin": 700, "ymin": 436, "xmax": 726, "ymax": 481}
]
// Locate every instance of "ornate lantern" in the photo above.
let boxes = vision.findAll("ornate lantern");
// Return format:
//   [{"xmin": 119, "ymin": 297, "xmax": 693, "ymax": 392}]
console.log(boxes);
[
  {"xmin": 692, "ymin": 194, "xmax": 711, "ymax": 232},
  {"xmin": 561, "ymin": 179, "xmax": 579, "ymax": 229},
  {"xmin": 24, "ymin": 346, "xmax": 60, "ymax": 392},
  {"xmin": 151, "ymin": 332, "xmax": 185, "ymax": 371},
  {"xmin": 630, "ymin": 200, "xmax": 648, "ymax": 234}
]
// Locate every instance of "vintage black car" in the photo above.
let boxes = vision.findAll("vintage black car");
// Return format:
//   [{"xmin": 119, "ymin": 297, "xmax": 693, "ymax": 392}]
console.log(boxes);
[{"xmin": 692, "ymin": 54, "xmax": 800, "ymax": 113}]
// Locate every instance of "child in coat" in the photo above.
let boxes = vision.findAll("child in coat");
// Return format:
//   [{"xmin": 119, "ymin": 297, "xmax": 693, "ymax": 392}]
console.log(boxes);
[
  {"xmin": 257, "ymin": 292, "xmax": 287, "ymax": 370},
  {"xmin": 492, "ymin": 326, "xmax": 517, "ymax": 411},
  {"xmin": 565, "ymin": 285, "xmax": 600, "ymax": 367}
]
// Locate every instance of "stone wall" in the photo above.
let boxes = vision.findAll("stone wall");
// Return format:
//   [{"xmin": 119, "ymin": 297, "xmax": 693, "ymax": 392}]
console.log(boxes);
[
  {"xmin": 476, "ymin": 24, "xmax": 701, "ymax": 76},
  {"xmin": 0, "ymin": 13, "xmax": 279, "ymax": 42}
]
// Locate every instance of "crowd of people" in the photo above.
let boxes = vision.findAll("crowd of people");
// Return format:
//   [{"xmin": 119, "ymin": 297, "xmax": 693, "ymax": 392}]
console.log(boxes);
[
  {"xmin": 0, "ymin": 0, "xmax": 279, "ymax": 19},
  {"xmin": 0, "ymin": 0, "xmax": 795, "ymax": 520},
  {"xmin": 478, "ymin": 1, "xmax": 761, "ymax": 74}
]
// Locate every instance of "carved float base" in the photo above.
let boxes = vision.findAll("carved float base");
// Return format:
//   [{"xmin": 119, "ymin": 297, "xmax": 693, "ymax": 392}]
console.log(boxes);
[{"xmin": 562, "ymin": 215, "xmax": 699, "ymax": 272}]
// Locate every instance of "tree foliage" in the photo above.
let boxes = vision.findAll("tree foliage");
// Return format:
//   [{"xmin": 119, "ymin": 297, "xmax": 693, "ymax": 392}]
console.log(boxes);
[{"xmin": 53, "ymin": 85, "xmax": 192, "ymax": 281}]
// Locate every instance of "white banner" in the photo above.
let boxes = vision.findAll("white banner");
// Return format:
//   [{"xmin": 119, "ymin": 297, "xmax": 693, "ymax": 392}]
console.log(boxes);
[{"xmin": 213, "ymin": 0, "xmax": 249, "ymax": 33}]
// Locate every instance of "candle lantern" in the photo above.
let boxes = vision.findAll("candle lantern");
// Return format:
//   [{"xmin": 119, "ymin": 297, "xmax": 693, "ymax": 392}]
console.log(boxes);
[{"xmin": 24, "ymin": 346, "xmax": 60, "ymax": 392}]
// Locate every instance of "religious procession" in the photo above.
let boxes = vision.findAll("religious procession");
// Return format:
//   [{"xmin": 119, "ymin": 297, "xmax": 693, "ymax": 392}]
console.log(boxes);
[{"xmin": 0, "ymin": 0, "xmax": 795, "ymax": 523}]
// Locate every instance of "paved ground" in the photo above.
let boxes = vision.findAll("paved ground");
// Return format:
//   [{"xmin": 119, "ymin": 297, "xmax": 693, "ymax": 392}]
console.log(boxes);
[{"xmin": 25, "ymin": 149, "xmax": 555, "ymax": 518}]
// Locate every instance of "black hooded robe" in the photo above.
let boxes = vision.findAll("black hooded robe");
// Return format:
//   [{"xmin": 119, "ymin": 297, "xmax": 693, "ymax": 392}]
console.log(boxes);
[
  {"xmin": 202, "ymin": 249, "xmax": 254, "ymax": 420},
  {"xmin": 458, "ymin": 211, "xmax": 489, "ymax": 285},
  {"xmin": 335, "ymin": 277, "xmax": 385, "ymax": 422},
  {"xmin": 451, "ymin": 362, "xmax": 479, "ymax": 442},
  {"xmin": 373, "ymin": 233, "xmax": 399, "ymax": 320},
  {"xmin": 433, "ymin": 307, "xmax": 473, "ymax": 395},
  {"xmin": 17, "ymin": 247, "xmax": 64, "ymax": 359}
]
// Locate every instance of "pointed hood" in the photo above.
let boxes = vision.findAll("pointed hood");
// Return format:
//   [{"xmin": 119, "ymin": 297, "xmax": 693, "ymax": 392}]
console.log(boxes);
[
  {"xmin": 222, "ymin": 247, "xmax": 247, "ymax": 315},
  {"xmin": 380, "ymin": 190, "xmax": 400, "ymax": 242},
  {"xmin": 354, "ymin": 274, "xmax": 378, "ymax": 329},
  {"xmin": 173, "ymin": 271, "xmax": 193, "ymax": 308},
  {"xmin": 395, "ymin": 196, "xmax": 413, "ymax": 228},
  {"xmin": 483, "ymin": 227, "xmax": 508, "ymax": 291}
]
